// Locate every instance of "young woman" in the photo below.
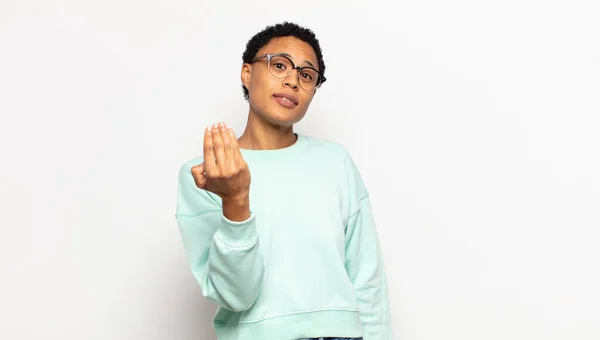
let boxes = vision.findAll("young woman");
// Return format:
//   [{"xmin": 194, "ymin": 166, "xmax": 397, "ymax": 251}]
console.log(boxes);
[{"xmin": 176, "ymin": 22, "xmax": 392, "ymax": 340}]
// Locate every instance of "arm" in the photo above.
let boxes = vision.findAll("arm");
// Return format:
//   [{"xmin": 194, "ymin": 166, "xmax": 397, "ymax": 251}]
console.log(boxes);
[
  {"xmin": 344, "ymin": 154, "xmax": 393, "ymax": 339},
  {"xmin": 176, "ymin": 163, "xmax": 264, "ymax": 312}
]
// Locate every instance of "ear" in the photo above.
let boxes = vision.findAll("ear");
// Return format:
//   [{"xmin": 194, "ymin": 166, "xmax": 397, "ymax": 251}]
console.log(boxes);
[{"xmin": 241, "ymin": 63, "xmax": 252, "ymax": 89}]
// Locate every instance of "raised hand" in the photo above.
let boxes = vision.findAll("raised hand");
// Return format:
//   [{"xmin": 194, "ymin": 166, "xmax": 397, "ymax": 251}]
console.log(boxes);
[{"xmin": 191, "ymin": 122, "xmax": 251, "ymax": 221}]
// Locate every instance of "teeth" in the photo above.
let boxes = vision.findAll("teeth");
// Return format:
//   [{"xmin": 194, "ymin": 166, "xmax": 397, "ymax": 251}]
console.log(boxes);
[{"xmin": 282, "ymin": 97, "xmax": 291, "ymax": 102}]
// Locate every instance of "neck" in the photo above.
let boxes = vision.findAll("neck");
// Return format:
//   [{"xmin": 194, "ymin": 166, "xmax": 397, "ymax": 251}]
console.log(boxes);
[{"xmin": 238, "ymin": 109, "xmax": 297, "ymax": 150}]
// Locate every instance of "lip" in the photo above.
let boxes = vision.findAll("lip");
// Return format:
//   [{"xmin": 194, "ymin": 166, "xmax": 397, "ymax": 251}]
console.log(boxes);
[{"xmin": 273, "ymin": 93, "xmax": 299, "ymax": 106}]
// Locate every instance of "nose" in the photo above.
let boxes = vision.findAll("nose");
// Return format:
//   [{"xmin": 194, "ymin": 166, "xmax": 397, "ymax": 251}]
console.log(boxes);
[{"xmin": 283, "ymin": 67, "xmax": 300, "ymax": 90}]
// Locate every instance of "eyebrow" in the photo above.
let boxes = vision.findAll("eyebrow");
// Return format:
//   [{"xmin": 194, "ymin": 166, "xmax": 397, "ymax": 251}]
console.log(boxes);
[{"xmin": 280, "ymin": 53, "xmax": 317, "ymax": 69}]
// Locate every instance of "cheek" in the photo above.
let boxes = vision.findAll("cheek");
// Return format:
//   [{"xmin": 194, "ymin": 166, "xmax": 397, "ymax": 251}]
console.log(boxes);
[
  {"xmin": 248, "ymin": 81, "xmax": 274, "ymax": 112},
  {"xmin": 249, "ymin": 73, "xmax": 275, "ymax": 100},
  {"xmin": 300, "ymin": 94, "xmax": 314, "ymax": 109}
]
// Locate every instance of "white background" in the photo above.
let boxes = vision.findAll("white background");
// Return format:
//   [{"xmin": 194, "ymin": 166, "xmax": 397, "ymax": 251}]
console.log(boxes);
[{"xmin": 1, "ymin": 1, "xmax": 599, "ymax": 339}]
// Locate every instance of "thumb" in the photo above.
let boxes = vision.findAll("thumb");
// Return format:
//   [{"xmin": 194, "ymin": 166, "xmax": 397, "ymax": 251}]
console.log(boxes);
[{"xmin": 192, "ymin": 162, "xmax": 207, "ymax": 189}]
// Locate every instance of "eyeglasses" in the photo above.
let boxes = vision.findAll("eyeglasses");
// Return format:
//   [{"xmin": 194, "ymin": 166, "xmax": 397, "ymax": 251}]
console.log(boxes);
[{"xmin": 251, "ymin": 53, "xmax": 326, "ymax": 91}]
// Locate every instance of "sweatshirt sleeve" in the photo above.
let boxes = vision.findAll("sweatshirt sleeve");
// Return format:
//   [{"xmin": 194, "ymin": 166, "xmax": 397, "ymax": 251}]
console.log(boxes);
[
  {"xmin": 343, "ymin": 154, "xmax": 393, "ymax": 339},
  {"xmin": 175, "ymin": 161, "xmax": 264, "ymax": 312}
]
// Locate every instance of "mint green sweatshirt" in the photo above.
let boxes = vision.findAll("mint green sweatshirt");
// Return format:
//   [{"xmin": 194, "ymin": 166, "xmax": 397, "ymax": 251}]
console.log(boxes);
[{"xmin": 175, "ymin": 134, "xmax": 392, "ymax": 339}]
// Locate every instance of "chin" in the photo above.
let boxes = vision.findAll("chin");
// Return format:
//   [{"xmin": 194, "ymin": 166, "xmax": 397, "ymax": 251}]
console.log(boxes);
[
  {"xmin": 258, "ymin": 108, "xmax": 305, "ymax": 127},
  {"xmin": 250, "ymin": 96, "xmax": 309, "ymax": 126},
  {"xmin": 263, "ymin": 112, "xmax": 303, "ymax": 127},
  {"xmin": 278, "ymin": 105, "xmax": 311, "ymax": 123}
]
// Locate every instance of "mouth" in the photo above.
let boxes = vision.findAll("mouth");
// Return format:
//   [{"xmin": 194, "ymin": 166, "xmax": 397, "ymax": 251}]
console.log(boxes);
[{"xmin": 273, "ymin": 93, "xmax": 299, "ymax": 108}]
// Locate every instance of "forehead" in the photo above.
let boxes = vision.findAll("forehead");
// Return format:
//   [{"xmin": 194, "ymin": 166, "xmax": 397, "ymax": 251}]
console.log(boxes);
[{"xmin": 257, "ymin": 36, "xmax": 318, "ymax": 67}]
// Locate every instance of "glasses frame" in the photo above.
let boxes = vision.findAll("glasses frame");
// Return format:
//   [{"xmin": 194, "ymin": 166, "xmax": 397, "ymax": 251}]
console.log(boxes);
[{"xmin": 251, "ymin": 53, "xmax": 326, "ymax": 90}]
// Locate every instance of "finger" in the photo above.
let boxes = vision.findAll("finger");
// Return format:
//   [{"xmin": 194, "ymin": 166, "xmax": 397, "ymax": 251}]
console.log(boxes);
[
  {"xmin": 203, "ymin": 126, "xmax": 216, "ymax": 174},
  {"xmin": 191, "ymin": 163, "xmax": 206, "ymax": 188},
  {"xmin": 228, "ymin": 128, "xmax": 244, "ymax": 160},
  {"xmin": 212, "ymin": 122, "xmax": 226, "ymax": 169},
  {"xmin": 219, "ymin": 122, "xmax": 234, "ymax": 163}
]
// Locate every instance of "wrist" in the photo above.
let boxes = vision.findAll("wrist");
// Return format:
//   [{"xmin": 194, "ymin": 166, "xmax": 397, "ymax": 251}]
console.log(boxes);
[
  {"xmin": 222, "ymin": 190, "xmax": 249, "ymax": 205},
  {"xmin": 222, "ymin": 193, "xmax": 250, "ymax": 222}
]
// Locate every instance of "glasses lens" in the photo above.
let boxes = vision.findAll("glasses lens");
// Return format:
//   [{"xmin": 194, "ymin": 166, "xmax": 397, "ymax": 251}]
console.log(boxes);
[
  {"xmin": 298, "ymin": 68, "xmax": 319, "ymax": 91},
  {"xmin": 269, "ymin": 56, "xmax": 293, "ymax": 78},
  {"xmin": 268, "ymin": 55, "xmax": 321, "ymax": 91}
]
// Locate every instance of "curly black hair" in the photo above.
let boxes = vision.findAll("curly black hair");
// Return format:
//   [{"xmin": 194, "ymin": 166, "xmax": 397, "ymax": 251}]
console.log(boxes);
[{"xmin": 241, "ymin": 22, "xmax": 326, "ymax": 100}]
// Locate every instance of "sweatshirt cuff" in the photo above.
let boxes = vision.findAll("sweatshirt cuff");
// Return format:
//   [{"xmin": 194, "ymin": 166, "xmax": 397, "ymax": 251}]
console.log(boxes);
[{"xmin": 218, "ymin": 212, "xmax": 257, "ymax": 246}]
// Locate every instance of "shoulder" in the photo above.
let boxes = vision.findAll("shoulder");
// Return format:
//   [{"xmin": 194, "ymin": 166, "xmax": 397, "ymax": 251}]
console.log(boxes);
[
  {"xmin": 298, "ymin": 134, "xmax": 363, "ymax": 178},
  {"xmin": 300, "ymin": 134, "xmax": 366, "ymax": 188},
  {"xmin": 301, "ymin": 135, "xmax": 370, "ymax": 213},
  {"xmin": 299, "ymin": 134, "xmax": 353, "ymax": 161}
]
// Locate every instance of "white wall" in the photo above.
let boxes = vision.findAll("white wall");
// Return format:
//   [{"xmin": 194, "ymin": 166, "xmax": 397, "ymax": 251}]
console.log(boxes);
[{"xmin": 1, "ymin": 1, "xmax": 599, "ymax": 339}]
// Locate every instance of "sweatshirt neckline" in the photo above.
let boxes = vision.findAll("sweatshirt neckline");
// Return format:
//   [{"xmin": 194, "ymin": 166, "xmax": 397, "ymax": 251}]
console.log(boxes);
[{"xmin": 239, "ymin": 133, "xmax": 307, "ymax": 160}]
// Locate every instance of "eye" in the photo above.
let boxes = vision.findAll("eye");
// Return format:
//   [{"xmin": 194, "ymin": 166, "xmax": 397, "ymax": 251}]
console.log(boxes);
[
  {"xmin": 300, "ymin": 72, "xmax": 313, "ymax": 80},
  {"xmin": 274, "ymin": 63, "xmax": 287, "ymax": 70}
]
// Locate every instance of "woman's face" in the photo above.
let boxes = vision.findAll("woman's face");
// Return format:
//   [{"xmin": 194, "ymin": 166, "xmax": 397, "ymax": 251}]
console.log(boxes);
[{"xmin": 241, "ymin": 36, "xmax": 320, "ymax": 127}]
